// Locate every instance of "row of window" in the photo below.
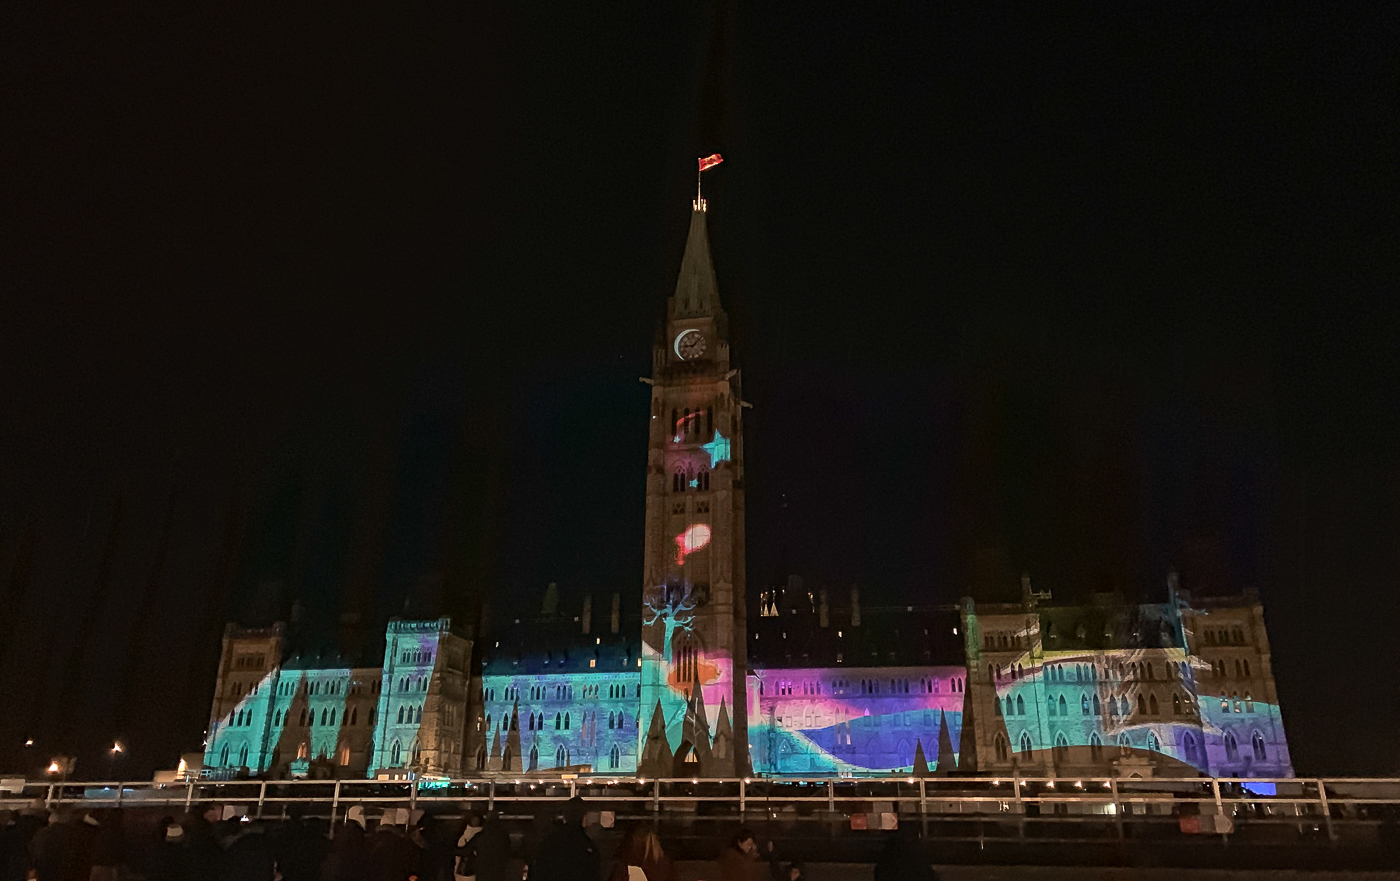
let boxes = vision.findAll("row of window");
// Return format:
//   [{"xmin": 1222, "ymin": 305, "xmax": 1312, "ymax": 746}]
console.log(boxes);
[
  {"xmin": 1203, "ymin": 627, "xmax": 1249, "ymax": 646},
  {"xmin": 233, "ymin": 655, "xmax": 266, "ymax": 670},
  {"xmin": 998, "ymin": 690, "xmax": 1195, "ymax": 719},
  {"xmin": 762, "ymin": 676, "xmax": 965, "ymax": 698},
  {"xmin": 671, "ymin": 468, "xmax": 711, "ymax": 492},
  {"xmin": 990, "ymin": 725, "xmax": 1269, "ymax": 765},
  {"xmin": 395, "ymin": 704, "xmax": 423, "ymax": 725},
  {"xmin": 256, "ymin": 705, "xmax": 373, "ymax": 729},
  {"xmin": 671, "ymin": 407, "xmax": 713, "ymax": 443},
  {"xmin": 475, "ymin": 742, "xmax": 626, "ymax": 771},
  {"xmin": 1209, "ymin": 658, "xmax": 1253, "ymax": 679},
  {"xmin": 398, "ymin": 675, "xmax": 429, "ymax": 693},
  {"xmin": 400, "ymin": 649, "xmax": 434, "ymax": 666},
  {"xmin": 484, "ymin": 682, "xmax": 636, "ymax": 702},
  {"xmin": 273, "ymin": 679, "xmax": 379, "ymax": 698}
]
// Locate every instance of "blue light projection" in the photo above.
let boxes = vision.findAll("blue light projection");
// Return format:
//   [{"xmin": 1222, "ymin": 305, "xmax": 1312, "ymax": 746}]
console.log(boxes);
[{"xmin": 701, "ymin": 430, "xmax": 732, "ymax": 468}]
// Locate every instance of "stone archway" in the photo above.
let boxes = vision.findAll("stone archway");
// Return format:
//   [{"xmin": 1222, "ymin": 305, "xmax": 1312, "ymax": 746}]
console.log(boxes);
[{"xmin": 672, "ymin": 741, "xmax": 700, "ymax": 776}]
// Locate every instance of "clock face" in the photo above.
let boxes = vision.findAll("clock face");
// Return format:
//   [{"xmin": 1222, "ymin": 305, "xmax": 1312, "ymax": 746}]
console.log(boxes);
[{"xmin": 674, "ymin": 329, "xmax": 707, "ymax": 361}]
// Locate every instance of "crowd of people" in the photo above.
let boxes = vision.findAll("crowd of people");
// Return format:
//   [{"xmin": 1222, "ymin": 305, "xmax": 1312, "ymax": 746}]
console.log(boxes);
[{"xmin": 0, "ymin": 796, "xmax": 934, "ymax": 881}]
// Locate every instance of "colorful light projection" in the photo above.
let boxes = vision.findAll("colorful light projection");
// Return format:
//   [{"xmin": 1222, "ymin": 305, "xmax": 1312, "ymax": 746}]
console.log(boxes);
[
  {"xmin": 701, "ymin": 430, "xmax": 731, "ymax": 467},
  {"xmin": 981, "ymin": 648, "xmax": 1290, "ymax": 776},
  {"xmin": 674, "ymin": 523, "xmax": 712, "ymax": 565},
  {"xmin": 748, "ymin": 668, "xmax": 967, "ymax": 776},
  {"xmin": 639, "ymin": 587, "xmax": 736, "ymax": 773},
  {"xmin": 477, "ymin": 673, "xmax": 641, "ymax": 774}
]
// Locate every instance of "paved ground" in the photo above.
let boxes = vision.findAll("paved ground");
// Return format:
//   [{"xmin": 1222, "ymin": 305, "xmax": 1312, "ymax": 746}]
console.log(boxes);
[{"xmin": 674, "ymin": 866, "xmax": 1400, "ymax": 881}]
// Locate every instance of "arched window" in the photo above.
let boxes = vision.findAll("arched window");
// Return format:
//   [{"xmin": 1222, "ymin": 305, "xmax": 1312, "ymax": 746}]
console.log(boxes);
[
  {"xmin": 1136, "ymin": 695, "xmax": 1147, "ymax": 715},
  {"xmin": 1081, "ymin": 694, "xmax": 1090, "ymax": 715},
  {"xmin": 502, "ymin": 746, "xmax": 513, "ymax": 769},
  {"xmin": 1147, "ymin": 732, "xmax": 1159, "ymax": 752},
  {"xmin": 1019, "ymin": 731, "xmax": 1033, "ymax": 754},
  {"xmin": 415, "ymin": 706, "xmax": 423, "ymax": 724},
  {"xmin": 350, "ymin": 707, "xmax": 358, "ymax": 726},
  {"xmin": 555, "ymin": 712, "xmax": 562, "ymax": 730},
  {"xmin": 1183, "ymin": 731, "xmax": 1200, "ymax": 765},
  {"xmin": 556, "ymin": 745, "xmax": 567, "ymax": 766},
  {"xmin": 1225, "ymin": 731, "xmax": 1239, "ymax": 761},
  {"xmin": 1252, "ymin": 731, "xmax": 1266, "ymax": 761},
  {"xmin": 617, "ymin": 712, "xmax": 626, "ymax": 729},
  {"xmin": 995, "ymin": 697, "xmax": 1004, "ymax": 717},
  {"xmin": 564, "ymin": 712, "xmax": 570, "ymax": 730},
  {"xmin": 1148, "ymin": 694, "xmax": 1159, "ymax": 716},
  {"xmin": 397, "ymin": 706, "xmax": 405, "ymax": 725},
  {"xmin": 528, "ymin": 744, "xmax": 538, "ymax": 771},
  {"xmin": 338, "ymin": 746, "xmax": 350, "ymax": 766},
  {"xmin": 390, "ymin": 740, "xmax": 402, "ymax": 766},
  {"xmin": 1120, "ymin": 696, "xmax": 1130, "ymax": 716},
  {"xmin": 219, "ymin": 743, "xmax": 230, "ymax": 766},
  {"xmin": 1047, "ymin": 697, "xmax": 1057, "ymax": 717},
  {"xmin": 610, "ymin": 744, "xmax": 621, "ymax": 769},
  {"xmin": 1057, "ymin": 695, "xmax": 1067, "ymax": 715},
  {"xmin": 1117, "ymin": 732, "xmax": 1131, "ymax": 756},
  {"xmin": 1054, "ymin": 732, "xmax": 1068, "ymax": 760},
  {"xmin": 1092, "ymin": 694, "xmax": 1101, "ymax": 716},
  {"xmin": 608, "ymin": 711, "xmax": 616, "ymax": 729},
  {"xmin": 673, "ymin": 470, "xmax": 686, "ymax": 493},
  {"xmin": 1016, "ymin": 695, "xmax": 1025, "ymax": 716},
  {"xmin": 476, "ymin": 745, "xmax": 487, "ymax": 770},
  {"xmin": 485, "ymin": 714, "xmax": 492, "ymax": 729},
  {"xmin": 994, "ymin": 734, "xmax": 1009, "ymax": 761},
  {"xmin": 1089, "ymin": 732, "xmax": 1103, "ymax": 760},
  {"xmin": 321, "ymin": 708, "xmax": 329, "ymax": 726},
  {"xmin": 1172, "ymin": 694, "xmax": 1181, "ymax": 715}
]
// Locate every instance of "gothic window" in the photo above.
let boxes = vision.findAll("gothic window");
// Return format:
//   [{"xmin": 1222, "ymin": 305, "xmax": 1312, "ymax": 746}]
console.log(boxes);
[
  {"xmin": 339, "ymin": 746, "xmax": 350, "ymax": 766},
  {"xmin": 610, "ymin": 744, "xmax": 621, "ymax": 769},
  {"xmin": 1047, "ymin": 697, "xmax": 1057, "ymax": 717},
  {"xmin": 1081, "ymin": 694, "xmax": 1090, "ymax": 715},
  {"xmin": 502, "ymin": 746, "xmax": 513, "ymax": 769},
  {"xmin": 1054, "ymin": 732, "xmax": 1069, "ymax": 760},
  {"xmin": 673, "ymin": 471, "xmax": 685, "ymax": 493},
  {"xmin": 1019, "ymin": 731, "xmax": 1033, "ymax": 754},
  {"xmin": 994, "ymin": 734, "xmax": 1009, "ymax": 762},
  {"xmin": 397, "ymin": 706, "xmax": 405, "ymax": 725},
  {"xmin": 608, "ymin": 711, "xmax": 616, "ymax": 729},
  {"xmin": 1243, "ymin": 659, "xmax": 1251, "ymax": 677},
  {"xmin": 416, "ymin": 706, "xmax": 423, "ymax": 724},
  {"xmin": 1016, "ymin": 695, "xmax": 1025, "ymax": 716},
  {"xmin": 1245, "ymin": 693, "xmax": 1255, "ymax": 713},
  {"xmin": 705, "ymin": 407, "xmax": 713, "ymax": 438},
  {"xmin": 476, "ymin": 746, "xmax": 487, "ymax": 769},
  {"xmin": 564, "ymin": 712, "xmax": 570, "ymax": 730},
  {"xmin": 1225, "ymin": 731, "xmax": 1239, "ymax": 762},
  {"xmin": 1252, "ymin": 731, "xmax": 1266, "ymax": 761},
  {"xmin": 1136, "ymin": 695, "xmax": 1147, "ymax": 715},
  {"xmin": 1183, "ymin": 731, "xmax": 1200, "ymax": 765},
  {"xmin": 1146, "ymin": 731, "xmax": 1159, "ymax": 752},
  {"xmin": 220, "ymin": 744, "xmax": 230, "ymax": 766},
  {"xmin": 698, "ymin": 469, "xmax": 710, "ymax": 490},
  {"xmin": 1117, "ymin": 732, "xmax": 1131, "ymax": 756},
  {"xmin": 1092, "ymin": 694, "xmax": 1101, "ymax": 716},
  {"xmin": 1148, "ymin": 694, "xmax": 1159, "ymax": 716},
  {"xmin": 528, "ymin": 744, "xmax": 538, "ymax": 771},
  {"xmin": 1090, "ymin": 732, "xmax": 1103, "ymax": 759},
  {"xmin": 556, "ymin": 745, "xmax": 567, "ymax": 766},
  {"xmin": 1057, "ymin": 695, "xmax": 1067, "ymax": 715},
  {"xmin": 391, "ymin": 741, "xmax": 402, "ymax": 766},
  {"xmin": 995, "ymin": 697, "xmax": 1003, "ymax": 717}
]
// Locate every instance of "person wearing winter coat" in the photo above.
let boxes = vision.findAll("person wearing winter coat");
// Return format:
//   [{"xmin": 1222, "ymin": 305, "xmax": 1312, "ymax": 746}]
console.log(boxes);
[
  {"xmin": 463, "ymin": 812, "xmax": 511, "ymax": 881},
  {"xmin": 526, "ymin": 797, "xmax": 599, "ymax": 881},
  {"xmin": 714, "ymin": 829, "xmax": 771, "ymax": 881}
]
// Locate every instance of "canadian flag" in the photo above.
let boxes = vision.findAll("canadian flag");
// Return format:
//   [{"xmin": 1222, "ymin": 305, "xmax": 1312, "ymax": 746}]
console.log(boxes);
[{"xmin": 698, "ymin": 153, "xmax": 724, "ymax": 172}]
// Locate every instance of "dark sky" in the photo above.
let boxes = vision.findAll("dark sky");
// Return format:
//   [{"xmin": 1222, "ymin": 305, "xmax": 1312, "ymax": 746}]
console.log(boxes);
[{"xmin": 1, "ymin": 4, "xmax": 1396, "ymax": 777}]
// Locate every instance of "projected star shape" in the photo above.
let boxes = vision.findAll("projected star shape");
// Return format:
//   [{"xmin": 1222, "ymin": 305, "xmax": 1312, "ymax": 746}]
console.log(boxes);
[{"xmin": 701, "ymin": 430, "xmax": 731, "ymax": 468}]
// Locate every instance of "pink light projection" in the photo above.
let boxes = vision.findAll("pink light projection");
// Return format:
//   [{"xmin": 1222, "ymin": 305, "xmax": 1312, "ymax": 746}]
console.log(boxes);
[{"xmin": 675, "ymin": 523, "xmax": 711, "ymax": 564}]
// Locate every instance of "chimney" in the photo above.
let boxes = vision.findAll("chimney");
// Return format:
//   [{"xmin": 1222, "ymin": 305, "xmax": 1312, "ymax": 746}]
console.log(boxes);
[
  {"xmin": 581, "ymin": 594, "xmax": 592, "ymax": 635},
  {"xmin": 610, "ymin": 593, "xmax": 621, "ymax": 635},
  {"xmin": 818, "ymin": 589, "xmax": 829, "ymax": 628},
  {"xmin": 850, "ymin": 585, "xmax": 861, "ymax": 628}
]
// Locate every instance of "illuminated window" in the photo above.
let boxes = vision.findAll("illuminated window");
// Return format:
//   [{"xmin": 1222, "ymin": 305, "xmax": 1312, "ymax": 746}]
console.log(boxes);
[
  {"xmin": 1018, "ymin": 732, "xmax": 1032, "ymax": 754},
  {"xmin": 339, "ymin": 746, "xmax": 350, "ymax": 766},
  {"xmin": 1147, "ymin": 732, "xmax": 1160, "ymax": 752},
  {"xmin": 1016, "ymin": 695, "xmax": 1025, "ymax": 716},
  {"xmin": 219, "ymin": 744, "xmax": 230, "ymax": 766},
  {"xmin": 1117, "ymin": 732, "xmax": 1131, "ymax": 756},
  {"xmin": 390, "ymin": 741, "xmax": 402, "ymax": 766},
  {"xmin": 1081, "ymin": 694, "xmax": 1090, "ymax": 715},
  {"xmin": 1244, "ymin": 693, "xmax": 1254, "ymax": 713}
]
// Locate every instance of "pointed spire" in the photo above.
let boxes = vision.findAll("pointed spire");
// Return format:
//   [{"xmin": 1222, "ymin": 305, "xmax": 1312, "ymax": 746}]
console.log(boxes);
[
  {"xmin": 672, "ymin": 208, "xmax": 721, "ymax": 319},
  {"xmin": 936, "ymin": 709, "xmax": 958, "ymax": 774},
  {"xmin": 913, "ymin": 739, "xmax": 931, "ymax": 777},
  {"xmin": 640, "ymin": 699, "xmax": 673, "ymax": 776}
]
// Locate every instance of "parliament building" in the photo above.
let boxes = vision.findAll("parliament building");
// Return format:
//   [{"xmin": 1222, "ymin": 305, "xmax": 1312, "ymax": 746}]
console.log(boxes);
[{"xmin": 202, "ymin": 194, "xmax": 1293, "ymax": 782}]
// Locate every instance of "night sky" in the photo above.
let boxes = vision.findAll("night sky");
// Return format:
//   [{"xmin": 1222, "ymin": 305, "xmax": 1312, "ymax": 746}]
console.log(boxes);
[{"xmin": 2, "ymin": 4, "xmax": 1396, "ymax": 778}]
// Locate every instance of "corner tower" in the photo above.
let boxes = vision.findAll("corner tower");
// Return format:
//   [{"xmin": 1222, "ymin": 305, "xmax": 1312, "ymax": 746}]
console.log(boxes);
[{"xmin": 638, "ymin": 196, "xmax": 748, "ymax": 777}]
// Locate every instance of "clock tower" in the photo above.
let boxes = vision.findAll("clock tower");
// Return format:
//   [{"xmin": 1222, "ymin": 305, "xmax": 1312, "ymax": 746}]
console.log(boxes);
[{"xmin": 638, "ymin": 196, "xmax": 749, "ymax": 777}]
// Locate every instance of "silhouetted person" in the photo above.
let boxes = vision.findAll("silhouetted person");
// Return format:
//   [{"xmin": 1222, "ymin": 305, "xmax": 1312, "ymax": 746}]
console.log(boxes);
[
  {"xmin": 873, "ymin": 826, "xmax": 937, "ymax": 881},
  {"xmin": 366, "ymin": 816, "xmax": 421, "ymax": 881},
  {"xmin": 527, "ymin": 797, "xmax": 599, "ymax": 881},
  {"xmin": 272, "ymin": 811, "xmax": 327, "ymax": 881},
  {"xmin": 90, "ymin": 808, "xmax": 125, "ymax": 881},
  {"xmin": 321, "ymin": 819, "xmax": 370, "ymax": 881},
  {"xmin": 464, "ymin": 811, "xmax": 511, "ymax": 881},
  {"xmin": 415, "ymin": 813, "xmax": 456, "ymax": 881},
  {"xmin": 0, "ymin": 809, "xmax": 32, "ymax": 881},
  {"xmin": 29, "ymin": 807, "xmax": 94, "ymax": 881},
  {"xmin": 453, "ymin": 812, "xmax": 483, "ymax": 881},
  {"xmin": 150, "ymin": 819, "xmax": 197, "ymax": 881},
  {"xmin": 219, "ymin": 820, "xmax": 276, "ymax": 881}
]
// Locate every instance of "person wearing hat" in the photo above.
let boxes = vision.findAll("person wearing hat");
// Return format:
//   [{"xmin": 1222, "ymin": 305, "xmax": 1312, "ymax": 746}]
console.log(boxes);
[{"xmin": 526, "ymin": 797, "xmax": 599, "ymax": 881}]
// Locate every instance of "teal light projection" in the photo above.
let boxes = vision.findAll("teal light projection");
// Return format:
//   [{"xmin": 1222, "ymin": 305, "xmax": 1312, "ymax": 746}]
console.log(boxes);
[{"xmin": 701, "ymin": 430, "xmax": 731, "ymax": 468}]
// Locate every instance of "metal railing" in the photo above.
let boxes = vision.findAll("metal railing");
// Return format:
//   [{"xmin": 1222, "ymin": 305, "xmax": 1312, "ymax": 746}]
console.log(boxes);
[{"xmin": 5, "ymin": 775, "xmax": 1397, "ymax": 844}]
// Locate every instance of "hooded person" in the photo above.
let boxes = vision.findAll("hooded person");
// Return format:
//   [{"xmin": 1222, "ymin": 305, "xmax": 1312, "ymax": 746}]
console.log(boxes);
[
  {"xmin": 714, "ymin": 828, "xmax": 768, "ymax": 881},
  {"xmin": 452, "ymin": 812, "xmax": 484, "ymax": 881},
  {"xmin": 526, "ymin": 797, "xmax": 599, "ymax": 881}
]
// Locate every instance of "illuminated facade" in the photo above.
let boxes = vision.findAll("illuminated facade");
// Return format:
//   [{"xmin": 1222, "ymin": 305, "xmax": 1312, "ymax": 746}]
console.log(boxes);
[
  {"xmin": 637, "ymin": 198, "xmax": 749, "ymax": 778},
  {"xmin": 201, "ymin": 194, "xmax": 1293, "ymax": 782}
]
